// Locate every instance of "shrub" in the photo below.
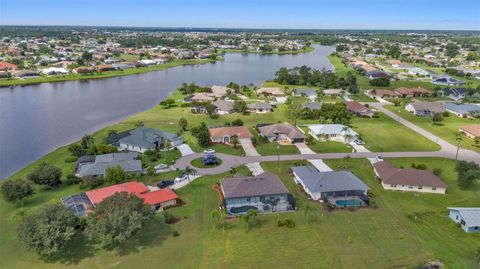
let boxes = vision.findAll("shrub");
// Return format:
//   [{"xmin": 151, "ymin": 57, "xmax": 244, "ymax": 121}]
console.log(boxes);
[
  {"xmin": 65, "ymin": 174, "xmax": 82, "ymax": 185},
  {"xmin": 231, "ymin": 118, "xmax": 244, "ymax": 126},
  {"xmin": 27, "ymin": 162, "xmax": 62, "ymax": 190},
  {"xmin": 80, "ymin": 177, "xmax": 104, "ymax": 190},
  {"xmin": 64, "ymin": 156, "xmax": 78, "ymax": 163},
  {"xmin": 442, "ymin": 111, "xmax": 450, "ymax": 117},
  {"xmin": 347, "ymin": 235, "xmax": 353, "ymax": 244},
  {"xmin": 367, "ymin": 190, "xmax": 376, "ymax": 198},
  {"xmin": 433, "ymin": 168, "xmax": 442, "ymax": 176},
  {"xmin": 277, "ymin": 219, "xmax": 296, "ymax": 228},
  {"xmin": 416, "ymin": 164, "xmax": 427, "ymax": 170},
  {"xmin": 163, "ymin": 211, "xmax": 175, "ymax": 224},
  {"xmin": 172, "ymin": 230, "xmax": 180, "ymax": 237}
]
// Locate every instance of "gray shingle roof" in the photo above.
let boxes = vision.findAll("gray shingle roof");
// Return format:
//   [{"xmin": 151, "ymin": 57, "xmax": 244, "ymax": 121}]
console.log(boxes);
[
  {"xmin": 77, "ymin": 152, "xmax": 142, "ymax": 177},
  {"xmin": 258, "ymin": 123, "xmax": 306, "ymax": 140},
  {"xmin": 118, "ymin": 127, "xmax": 183, "ymax": 149},
  {"xmin": 292, "ymin": 166, "xmax": 369, "ymax": 193},
  {"xmin": 302, "ymin": 102, "xmax": 322, "ymax": 110},
  {"xmin": 221, "ymin": 172, "xmax": 289, "ymax": 199},
  {"xmin": 448, "ymin": 207, "xmax": 480, "ymax": 227}
]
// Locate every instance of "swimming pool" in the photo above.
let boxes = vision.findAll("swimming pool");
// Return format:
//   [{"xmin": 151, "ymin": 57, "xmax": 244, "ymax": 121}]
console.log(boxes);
[{"xmin": 335, "ymin": 199, "xmax": 363, "ymax": 207}]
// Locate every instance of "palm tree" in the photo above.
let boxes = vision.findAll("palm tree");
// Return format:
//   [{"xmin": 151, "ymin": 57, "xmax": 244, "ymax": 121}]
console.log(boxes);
[
  {"xmin": 229, "ymin": 167, "xmax": 237, "ymax": 178},
  {"xmin": 184, "ymin": 166, "xmax": 197, "ymax": 183},
  {"xmin": 341, "ymin": 126, "xmax": 350, "ymax": 143},
  {"xmin": 81, "ymin": 134, "xmax": 94, "ymax": 149},
  {"xmin": 231, "ymin": 135, "xmax": 239, "ymax": 149}
]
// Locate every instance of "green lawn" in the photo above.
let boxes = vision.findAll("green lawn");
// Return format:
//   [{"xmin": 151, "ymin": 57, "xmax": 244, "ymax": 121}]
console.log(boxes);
[
  {"xmin": 255, "ymin": 142, "xmax": 300, "ymax": 156},
  {"xmin": 191, "ymin": 157, "xmax": 223, "ymax": 168},
  {"xmin": 385, "ymin": 105, "xmax": 480, "ymax": 152},
  {"xmin": 307, "ymin": 141, "xmax": 353, "ymax": 153},
  {"xmin": 206, "ymin": 144, "xmax": 245, "ymax": 156},
  {"xmin": 221, "ymin": 46, "xmax": 314, "ymax": 55}
]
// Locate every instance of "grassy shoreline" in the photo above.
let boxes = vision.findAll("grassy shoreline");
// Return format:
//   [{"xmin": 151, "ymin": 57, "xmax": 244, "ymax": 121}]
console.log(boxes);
[
  {"xmin": 221, "ymin": 46, "xmax": 314, "ymax": 55},
  {"xmin": 0, "ymin": 58, "xmax": 218, "ymax": 87}
]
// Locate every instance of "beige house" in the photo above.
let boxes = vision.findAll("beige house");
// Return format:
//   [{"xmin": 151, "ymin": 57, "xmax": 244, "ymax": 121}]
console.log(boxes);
[
  {"xmin": 373, "ymin": 162, "xmax": 447, "ymax": 194},
  {"xmin": 459, "ymin": 124, "xmax": 480, "ymax": 139},
  {"xmin": 256, "ymin": 87, "xmax": 285, "ymax": 97}
]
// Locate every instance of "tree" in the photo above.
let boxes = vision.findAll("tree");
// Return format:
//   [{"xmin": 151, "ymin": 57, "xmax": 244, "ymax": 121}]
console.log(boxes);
[
  {"xmin": 432, "ymin": 113, "xmax": 443, "ymax": 124},
  {"xmin": 231, "ymin": 135, "xmax": 239, "ymax": 149},
  {"xmin": 183, "ymin": 166, "xmax": 197, "ymax": 183},
  {"xmin": 81, "ymin": 51, "xmax": 93, "ymax": 61},
  {"xmin": 27, "ymin": 163, "xmax": 62, "ymax": 189},
  {"xmin": 286, "ymin": 101, "xmax": 303, "ymax": 125},
  {"xmin": 80, "ymin": 134, "xmax": 94, "ymax": 150},
  {"xmin": 455, "ymin": 161, "xmax": 480, "ymax": 189},
  {"xmin": 135, "ymin": 121, "xmax": 144, "ymax": 127},
  {"xmin": 369, "ymin": 77, "xmax": 390, "ymax": 87},
  {"xmin": 233, "ymin": 100, "xmax": 248, "ymax": 114},
  {"xmin": 445, "ymin": 43, "xmax": 459, "ymax": 58},
  {"xmin": 86, "ymin": 192, "xmax": 152, "ymax": 248},
  {"xmin": 178, "ymin": 117, "xmax": 188, "ymax": 131},
  {"xmin": 159, "ymin": 98, "xmax": 175, "ymax": 108},
  {"xmin": 196, "ymin": 122, "xmax": 211, "ymax": 148},
  {"xmin": 18, "ymin": 204, "xmax": 78, "ymax": 258},
  {"xmin": 205, "ymin": 103, "xmax": 217, "ymax": 118},
  {"xmin": 97, "ymin": 144, "xmax": 118, "ymax": 154},
  {"xmin": 240, "ymin": 209, "xmax": 257, "ymax": 230},
  {"xmin": 0, "ymin": 179, "xmax": 35, "ymax": 206},
  {"xmin": 68, "ymin": 144, "xmax": 85, "ymax": 157},
  {"xmin": 147, "ymin": 165, "xmax": 155, "ymax": 176},
  {"xmin": 104, "ymin": 165, "xmax": 127, "ymax": 184},
  {"xmin": 231, "ymin": 118, "xmax": 244, "ymax": 126},
  {"xmin": 385, "ymin": 44, "xmax": 401, "ymax": 59},
  {"xmin": 229, "ymin": 167, "xmax": 237, "ymax": 177}
]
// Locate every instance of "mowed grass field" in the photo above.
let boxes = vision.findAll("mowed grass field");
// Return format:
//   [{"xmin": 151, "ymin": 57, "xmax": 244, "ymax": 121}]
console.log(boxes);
[
  {"xmin": 2, "ymin": 158, "xmax": 479, "ymax": 268},
  {"xmin": 385, "ymin": 105, "xmax": 480, "ymax": 152}
]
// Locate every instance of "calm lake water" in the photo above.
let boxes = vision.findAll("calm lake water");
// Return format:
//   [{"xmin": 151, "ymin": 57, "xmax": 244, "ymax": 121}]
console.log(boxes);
[{"xmin": 0, "ymin": 45, "xmax": 334, "ymax": 179}]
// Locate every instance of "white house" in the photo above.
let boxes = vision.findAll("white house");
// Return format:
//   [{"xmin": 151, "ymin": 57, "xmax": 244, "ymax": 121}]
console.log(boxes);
[
  {"xmin": 41, "ymin": 67, "xmax": 69, "ymax": 75},
  {"xmin": 307, "ymin": 124, "xmax": 358, "ymax": 142},
  {"xmin": 448, "ymin": 207, "xmax": 480, "ymax": 233}
]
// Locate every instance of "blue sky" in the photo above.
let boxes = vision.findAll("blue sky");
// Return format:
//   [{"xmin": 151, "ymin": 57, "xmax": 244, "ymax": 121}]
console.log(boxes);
[{"xmin": 1, "ymin": 0, "xmax": 479, "ymax": 30}]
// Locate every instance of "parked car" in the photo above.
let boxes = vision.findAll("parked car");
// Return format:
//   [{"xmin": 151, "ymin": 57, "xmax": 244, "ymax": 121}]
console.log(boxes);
[
  {"xmin": 376, "ymin": 156, "xmax": 384, "ymax": 162},
  {"xmin": 174, "ymin": 174, "xmax": 189, "ymax": 183},
  {"xmin": 204, "ymin": 149, "xmax": 215, "ymax": 154},
  {"xmin": 154, "ymin": 164, "xmax": 169, "ymax": 172},
  {"xmin": 354, "ymin": 139, "xmax": 363, "ymax": 145},
  {"xmin": 203, "ymin": 157, "xmax": 218, "ymax": 166},
  {"xmin": 157, "ymin": 180, "xmax": 174, "ymax": 189}
]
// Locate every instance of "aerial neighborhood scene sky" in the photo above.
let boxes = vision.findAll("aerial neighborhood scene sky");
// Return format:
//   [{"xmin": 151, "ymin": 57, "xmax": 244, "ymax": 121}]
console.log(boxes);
[
  {"xmin": 1, "ymin": 0, "xmax": 479, "ymax": 30},
  {"xmin": 0, "ymin": 1, "xmax": 479, "ymax": 269}
]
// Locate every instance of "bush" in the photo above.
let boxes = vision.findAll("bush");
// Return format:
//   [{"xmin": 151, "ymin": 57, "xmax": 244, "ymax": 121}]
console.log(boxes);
[
  {"xmin": 231, "ymin": 118, "xmax": 244, "ymax": 126},
  {"xmin": 163, "ymin": 211, "xmax": 175, "ymax": 224},
  {"xmin": 369, "ymin": 77, "xmax": 390, "ymax": 87},
  {"xmin": 80, "ymin": 177, "xmax": 104, "ymax": 190},
  {"xmin": 347, "ymin": 235, "xmax": 353, "ymax": 244},
  {"xmin": 64, "ymin": 174, "xmax": 82, "ymax": 185},
  {"xmin": 372, "ymin": 112, "xmax": 380, "ymax": 118},
  {"xmin": 416, "ymin": 164, "xmax": 427, "ymax": 170},
  {"xmin": 442, "ymin": 111, "xmax": 450, "ymax": 117},
  {"xmin": 64, "ymin": 156, "xmax": 78, "ymax": 163},
  {"xmin": 367, "ymin": 190, "xmax": 376, "ymax": 198},
  {"xmin": 27, "ymin": 162, "xmax": 62, "ymax": 190},
  {"xmin": 433, "ymin": 168, "xmax": 442, "ymax": 176},
  {"xmin": 277, "ymin": 218, "xmax": 296, "ymax": 228},
  {"xmin": 172, "ymin": 230, "xmax": 180, "ymax": 237}
]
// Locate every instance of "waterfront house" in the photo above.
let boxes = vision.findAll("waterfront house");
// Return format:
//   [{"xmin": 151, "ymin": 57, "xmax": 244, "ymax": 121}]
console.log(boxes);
[
  {"xmin": 191, "ymin": 92, "xmax": 215, "ymax": 102},
  {"xmin": 458, "ymin": 124, "xmax": 480, "ymax": 139},
  {"xmin": 394, "ymin": 87, "xmax": 431, "ymax": 97},
  {"xmin": 405, "ymin": 101, "xmax": 446, "ymax": 116},
  {"xmin": 345, "ymin": 101, "xmax": 374, "ymax": 117},
  {"xmin": 12, "ymin": 70, "xmax": 39, "ymax": 78},
  {"xmin": 247, "ymin": 102, "xmax": 273, "ymax": 113},
  {"xmin": 307, "ymin": 124, "xmax": 358, "ymax": 142},
  {"xmin": 212, "ymin": 100, "xmax": 235, "ymax": 115},
  {"xmin": 258, "ymin": 123, "xmax": 306, "ymax": 144},
  {"xmin": 292, "ymin": 88, "xmax": 318, "ymax": 100},
  {"xmin": 220, "ymin": 172, "xmax": 294, "ymax": 215},
  {"xmin": 41, "ymin": 67, "xmax": 69, "ymax": 75},
  {"xmin": 448, "ymin": 207, "xmax": 480, "ymax": 233},
  {"xmin": 446, "ymin": 103, "xmax": 480, "ymax": 118},
  {"xmin": 366, "ymin": 70, "xmax": 389, "ymax": 79},
  {"xmin": 76, "ymin": 152, "xmax": 142, "ymax": 178},
  {"xmin": 291, "ymin": 166, "xmax": 370, "ymax": 205},
  {"xmin": 0, "ymin": 61, "xmax": 16, "ymax": 71},
  {"xmin": 118, "ymin": 127, "xmax": 183, "ymax": 153},
  {"xmin": 211, "ymin": 85, "xmax": 233, "ymax": 97},
  {"xmin": 256, "ymin": 87, "xmax": 285, "ymax": 97},
  {"xmin": 373, "ymin": 161, "xmax": 447, "ymax": 194},
  {"xmin": 209, "ymin": 126, "xmax": 252, "ymax": 144}
]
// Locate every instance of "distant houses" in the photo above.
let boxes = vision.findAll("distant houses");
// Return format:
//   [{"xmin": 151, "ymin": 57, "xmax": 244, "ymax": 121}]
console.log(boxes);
[
  {"xmin": 76, "ymin": 153, "xmax": 142, "ymax": 178},
  {"xmin": 291, "ymin": 166, "xmax": 370, "ymax": 206},
  {"xmin": 258, "ymin": 123, "xmax": 306, "ymax": 144},
  {"xmin": 394, "ymin": 87, "xmax": 431, "ymax": 97},
  {"xmin": 445, "ymin": 103, "xmax": 480, "ymax": 118},
  {"xmin": 448, "ymin": 207, "xmax": 480, "ymax": 233},
  {"xmin": 292, "ymin": 88, "xmax": 318, "ymax": 101},
  {"xmin": 247, "ymin": 102, "xmax": 273, "ymax": 113},
  {"xmin": 436, "ymin": 88, "xmax": 469, "ymax": 101},
  {"xmin": 458, "ymin": 124, "xmax": 480, "ymax": 139},
  {"xmin": 373, "ymin": 161, "xmax": 447, "ymax": 194},
  {"xmin": 345, "ymin": 101, "xmax": 373, "ymax": 117},
  {"xmin": 368, "ymin": 89, "xmax": 399, "ymax": 99},
  {"xmin": 117, "ymin": 127, "xmax": 184, "ymax": 153},
  {"xmin": 220, "ymin": 172, "xmax": 294, "ymax": 216},
  {"xmin": 322, "ymin": 89, "xmax": 344, "ymax": 98}
]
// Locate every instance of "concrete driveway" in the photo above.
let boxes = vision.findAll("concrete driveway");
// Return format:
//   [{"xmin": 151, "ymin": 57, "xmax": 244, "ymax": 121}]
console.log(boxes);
[
  {"xmin": 240, "ymin": 138, "xmax": 260, "ymax": 156},
  {"xmin": 295, "ymin": 143, "xmax": 316, "ymax": 154}
]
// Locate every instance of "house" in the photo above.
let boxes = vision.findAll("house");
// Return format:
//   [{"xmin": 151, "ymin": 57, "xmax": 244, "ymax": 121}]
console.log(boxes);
[
  {"xmin": 448, "ymin": 207, "xmax": 480, "ymax": 233},
  {"xmin": 345, "ymin": 101, "xmax": 374, "ymax": 117},
  {"xmin": 12, "ymin": 70, "xmax": 39, "ymax": 78},
  {"xmin": 368, "ymin": 89, "xmax": 399, "ymax": 99},
  {"xmin": 190, "ymin": 105, "xmax": 207, "ymax": 114},
  {"xmin": 406, "ymin": 67, "xmax": 430, "ymax": 77},
  {"xmin": 212, "ymin": 100, "xmax": 234, "ymax": 115},
  {"xmin": 436, "ymin": 88, "xmax": 469, "ymax": 101},
  {"xmin": 191, "ymin": 92, "xmax": 215, "ymax": 102},
  {"xmin": 302, "ymin": 101, "xmax": 322, "ymax": 110},
  {"xmin": 220, "ymin": 172, "xmax": 294, "ymax": 215},
  {"xmin": 112, "ymin": 63, "xmax": 131, "ymax": 70},
  {"xmin": 0, "ymin": 61, "xmax": 17, "ymax": 71},
  {"xmin": 405, "ymin": 102, "xmax": 446, "ymax": 116},
  {"xmin": 446, "ymin": 103, "xmax": 480, "ymax": 118},
  {"xmin": 256, "ymin": 87, "xmax": 285, "ymax": 97},
  {"xmin": 138, "ymin": 59, "xmax": 156, "ymax": 66},
  {"xmin": 323, "ymin": 89, "xmax": 344, "ymax": 97},
  {"xmin": 307, "ymin": 124, "xmax": 358, "ymax": 142},
  {"xmin": 373, "ymin": 161, "xmax": 447, "ymax": 194},
  {"xmin": 118, "ymin": 127, "xmax": 184, "ymax": 153},
  {"xmin": 76, "ymin": 153, "xmax": 142, "ymax": 178},
  {"xmin": 458, "ymin": 124, "xmax": 480, "ymax": 139},
  {"xmin": 292, "ymin": 88, "xmax": 318, "ymax": 100},
  {"xmin": 366, "ymin": 70, "xmax": 388, "ymax": 79},
  {"xmin": 211, "ymin": 85, "xmax": 233, "ymax": 97},
  {"xmin": 258, "ymin": 123, "xmax": 306, "ymax": 144},
  {"xmin": 41, "ymin": 67, "xmax": 68, "ymax": 75},
  {"xmin": 61, "ymin": 181, "xmax": 179, "ymax": 216},
  {"xmin": 209, "ymin": 126, "xmax": 252, "ymax": 144},
  {"xmin": 96, "ymin": 64, "xmax": 115, "ymax": 72},
  {"xmin": 394, "ymin": 87, "xmax": 432, "ymax": 97},
  {"xmin": 247, "ymin": 102, "xmax": 273, "ymax": 113},
  {"xmin": 433, "ymin": 77, "xmax": 465, "ymax": 86},
  {"xmin": 291, "ymin": 166, "xmax": 369, "ymax": 205},
  {"xmin": 73, "ymin": 67, "xmax": 96, "ymax": 74}
]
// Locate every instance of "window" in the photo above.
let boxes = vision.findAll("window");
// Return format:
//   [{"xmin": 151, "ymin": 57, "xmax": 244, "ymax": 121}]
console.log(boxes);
[
  {"xmin": 246, "ymin": 198, "xmax": 250, "ymax": 202},
  {"xmin": 432, "ymin": 187, "xmax": 436, "ymax": 190},
  {"xmin": 418, "ymin": 186, "xmax": 423, "ymax": 189},
  {"xmin": 408, "ymin": 186, "xmax": 413, "ymax": 189}
]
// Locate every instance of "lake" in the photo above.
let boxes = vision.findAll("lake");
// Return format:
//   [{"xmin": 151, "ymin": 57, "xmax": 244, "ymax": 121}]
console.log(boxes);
[{"xmin": 0, "ymin": 45, "xmax": 334, "ymax": 179}]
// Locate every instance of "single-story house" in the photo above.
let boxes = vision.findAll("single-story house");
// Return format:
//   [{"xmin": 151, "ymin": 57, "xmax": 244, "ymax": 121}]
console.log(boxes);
[
  {"xmin": 61, "ymin": 181, "xmax": 179, "ymax": 216},
  {"xmin": 190, "ymin": 105, "xmax": 207, "ymax": 114},
  {"xmin": 345, "ymin": 101, "xmax": 374, "ymax": 117},
  {"xmin": 118, "ymin": 127, "xmax": 183, "ymax": 153},
  {"xmin": 191, "ymin": 92, "xmax": 215, "ymax": 102},
  {"xmin": 366, "ymin": 70, "xmax": 389, "ymax": 79},
  {"xmin": 373, "ymin": 161, "xmax": 447, "ymax": 194},
  {"xmin": 138, "ymin": 59, "xmax": 157, "ymax": 66},
  {"xmin": 368, "ymin": 89, "xmax": 399, "ymax": 99},
  {"xmin": 247, "ymin": 102, "xmax": 273, "ymax": 113},
  {"xmin": 394, "ymin": 87, "xmax": 432, "ymax": 97},
  {"xmin": 112, "ymin": 63, "xmax": 132, "ymax": 70},
  {"xmin": 448, "ymin": 207, "xmax": 480, "ymax": 233},
  {"xmin": 436, "ymin": 88, "xmax": 468, "ymax": 101},
  {"xmin": 433, "ymin": 77, "xmax": 465, "ymax": 86},
  {"xmin": 96, "ymin": 64, "xmax": 115, "ymax": 72},
  {"xmin": 220, "ymin": 172, "xmax": 294, "ymax": 215},
  {"xmin": 256, "ymin": 87, "xmax": 285, "ymax": 97},
  {"xmin": 209, "ymin": 126, "xmax": 252, "ymax": 144},
  {"xmin": 405, "ymin": 101, "xmax": 446, "ymax": 116},
  {"xmin": 73, "ymin": 67, "xmax": 96, "ymax": 74},
  {"xmin": 211, "ymin": 85, "xmax": 233, "ymax": 97},
  {"xmin": 302, "ymin": 101, "xmax": 322, "ymax": 110},
  {"xmin": 292, "ymin": 88, "xmax": 318, "ymax": 100},
  {"xmin": 12, "ymin": 70, "xmax": 39, "ymax": 78},
  {"xmin": 41, "ymin": 67, "xmax": 69, "ymax": 75},
  {"xmin": 307, "ymin": 124, "xmax": 358, "ymax": 142},
  {"xmin": 458, "ymin": 124, "xmax": 480, "ymax": 139},
  {"xmin": 76, "ymin": 152, "xmax": 142, "ymax": 178},
  {"xmin": 291, "ymin": 166, "xmax": 369, "ymax": 204},
  {"xmin": 406, "ymin": 67, "xmax": 430, "ymax": 77},
  {"xmin": 323, "ymin": 89, "xmax": 344, "ymax": 97},
  {"xmin": 212, "ymin": 100, "xmax": 235, "ymax": 115},
  {"xmin": 446, "ymin": 103, "xmax": 480, "ymax": 118},
  {"xmin": 0, "ymin": 61, "xmax": 16, "ymax": 71},
  {"xmin": 258, "ymin": 123, "xmax": 306, "ymax": 144}
]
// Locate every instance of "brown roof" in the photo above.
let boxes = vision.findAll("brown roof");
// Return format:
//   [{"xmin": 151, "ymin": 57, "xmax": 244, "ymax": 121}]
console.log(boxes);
[
  {"xmin": 345, "ymin": 101, "xmax": 372, "ymax": 114},
  {"xmin": 258, "ymin": 123, "xmax": 306, "ymax": 140},
  {"xmin": 221, "ymin": 172, "xmax": 289, "ymax": 199},
  {"xmin": 373, "ymin": 162, "xmax": 447, "ymax": 188},
  {"xmin": 408, "ymin": 102, "xmax": 446, "ymax": 114},
  {"xmin": 395, "ymin": 87, "xmax": 431, "ymax": 96},
  {"xmin": 370, "ymin": 89, "xmax": 399, "ymax": 98},
  {"xmin": 256, "ymin": 87, "xmax": 285, "ymax": 96},
  {"xmin": 459, "ymin": 124, "xmax": 480, "ymax": 137},
  {"xmin": 209, "ymin": 126, "xmax": 252, "ymax": 140}
]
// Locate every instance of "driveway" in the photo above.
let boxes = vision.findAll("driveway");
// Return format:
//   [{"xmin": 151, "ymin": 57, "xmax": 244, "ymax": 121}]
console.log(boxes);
[
  {"xmin": 349, "ymin": 142, "xmax": 370, "ymax": 153},
  {"xmin": 307, "ymin": 159, "xmax": 333, "ymax": 172},
  {"xmin": 177, "ymin": 144, "xmax": 195, "ymax": 156},
  {"xmin": 295, "ymin": 143, "xmax": 316, "ymax": 154},
  {"xmin": 245, "ymin": 162, "xmax": 264, "ymax": 176},
  {"xmin": 240, "ymin": 138, "xmax": 260, "ymax": 156}
]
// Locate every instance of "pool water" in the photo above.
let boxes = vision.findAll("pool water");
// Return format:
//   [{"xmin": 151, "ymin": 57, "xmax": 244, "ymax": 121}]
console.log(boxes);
[{"xmin": 335, "ymin": 199, "xmax": 363, "ymax": 207}]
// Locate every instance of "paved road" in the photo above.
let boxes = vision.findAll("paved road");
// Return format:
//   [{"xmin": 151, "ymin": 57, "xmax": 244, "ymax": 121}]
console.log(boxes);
[{"xmin": 174, "ymin": 103, "xmax": 479, "ymax": 175}]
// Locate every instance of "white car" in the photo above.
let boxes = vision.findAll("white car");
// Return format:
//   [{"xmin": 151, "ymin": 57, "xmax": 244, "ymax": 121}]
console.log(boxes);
[
  {"xmin": 376, "ymin": 156, "xmax": 384, "ymax": 162},
  {"xmin": 203, "ymin": 149, "xmax": 215, "ymax": 154},
  {"xmin": 174, "ymin": 174, "xmax": 189, "ymax": 183},
  {"xmin": 154, "ymin": 164, "xmax": 169, "ymax": 172}
]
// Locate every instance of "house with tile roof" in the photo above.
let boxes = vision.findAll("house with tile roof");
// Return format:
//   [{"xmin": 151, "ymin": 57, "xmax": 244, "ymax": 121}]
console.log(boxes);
[
  {"xmin": 258, "ymin": 123, "xmax": 306, "ymax": 144},
  {"xmin": 209, "ymin": 126, "xmax": 252, "ymax": 144},
  {"xmin": 458, "ymin": 124, "xmax": 480, "ymax": 139}
]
